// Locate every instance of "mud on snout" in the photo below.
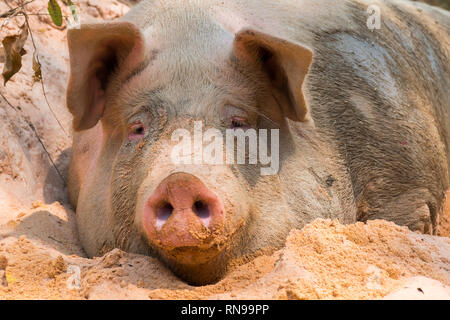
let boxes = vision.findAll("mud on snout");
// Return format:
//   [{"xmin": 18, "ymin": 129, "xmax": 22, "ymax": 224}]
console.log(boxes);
[{"xmin": 134, "ymin": 140, "xmax": 250, "ymax": 285}]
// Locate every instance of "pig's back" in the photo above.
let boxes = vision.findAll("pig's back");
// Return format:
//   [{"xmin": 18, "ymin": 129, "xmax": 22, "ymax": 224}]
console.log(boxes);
[
  {"xmin": 224, "ymin": 0, "xmax": 449, "ymax": 217},
  {"xmin": 266, "ymin": 0, "xmax": 450, "ymax": 221}
]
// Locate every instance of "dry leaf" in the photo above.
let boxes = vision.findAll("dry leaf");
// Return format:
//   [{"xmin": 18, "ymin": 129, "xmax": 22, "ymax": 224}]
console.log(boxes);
[
  {"xmin": 0, "ymin": 47, "xmax": 5, "ymax": 63},
  {"xmin": 1, "ymin": 24, "xmax": 28, "ymax": 85},
  {"xmin": 32, "ymin": 52, "xmax": 42, "ymax": 82}
]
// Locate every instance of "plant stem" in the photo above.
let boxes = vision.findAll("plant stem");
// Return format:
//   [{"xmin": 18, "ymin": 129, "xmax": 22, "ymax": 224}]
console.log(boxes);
[
  {"xmin": 0, "ymin": 90, "xmax": 66, "ymax": 185},
  {"xmin": 18, "ymin": 0, "xmax": 70, "ymax": 138}
]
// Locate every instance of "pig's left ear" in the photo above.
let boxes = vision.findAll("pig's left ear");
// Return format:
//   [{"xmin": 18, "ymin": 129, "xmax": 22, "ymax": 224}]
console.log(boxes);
[
  {"xmin": 233, "ymin": 29, "xmax": 313, "ymax": 122},
  {"xmin": 66, "ymin": 22, "xmax": 146, "ymax": 131}
]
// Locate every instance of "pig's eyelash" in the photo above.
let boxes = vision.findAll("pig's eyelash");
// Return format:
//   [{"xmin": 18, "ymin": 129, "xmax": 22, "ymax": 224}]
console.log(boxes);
[{"xmin": 231, "ymin": 119, "xmax": 246, "ymax": 128}]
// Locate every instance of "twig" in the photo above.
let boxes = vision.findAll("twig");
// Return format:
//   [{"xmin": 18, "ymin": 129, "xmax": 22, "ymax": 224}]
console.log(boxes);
[
  {"xmin": 28, "ymin": 120, "xmax": 66, "ymax": 185},
  {"xmin": 18, "ymin": 0, "xmax": 69, "ymax": 138},
  {"xmin": 0, "ymin": 0, "xmax": 69, "ymax": 185},
  {"xmin": 48, "ymin": 235, "xmax": 64, "ymax": 243},
  {"xmin": 0, "ymin": 0, "xmax": 35, "ymax": 18},
  {"xmin": 17, "ymin": 13, "xmax": 69, "ymax": 18},
  {"xmin": 0, "ymin": 90, "xmax": 17, "ymax": 110},
  {"xmin": 0, "ymin": 90, "xmax": 66, "ymax": 185}
]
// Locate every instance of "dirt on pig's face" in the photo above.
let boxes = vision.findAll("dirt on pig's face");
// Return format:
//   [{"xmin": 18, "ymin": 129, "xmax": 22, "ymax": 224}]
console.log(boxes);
[
  {"xmin": 67, "ymin": 15, "xmax": 351, "ymax": 284},
  {"xmin": 98, "ymin": 51, "xmax": 287, "ymax": 284}
]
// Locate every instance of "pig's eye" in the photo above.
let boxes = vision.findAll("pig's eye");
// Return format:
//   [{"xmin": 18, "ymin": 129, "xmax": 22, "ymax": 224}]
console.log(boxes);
[
  {"xmin": 128, "ymin": 121, "xmax": 146, "ymax": 141},
  {"xmin": 230, "ymin": 117, "xmax": 250, "ymax": 130}
]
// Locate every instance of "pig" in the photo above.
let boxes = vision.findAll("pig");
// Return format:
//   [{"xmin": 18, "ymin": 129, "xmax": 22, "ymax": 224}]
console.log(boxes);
[{"xmin": 66, "ymin": 0, "xmax": 450, "ymax": 284}]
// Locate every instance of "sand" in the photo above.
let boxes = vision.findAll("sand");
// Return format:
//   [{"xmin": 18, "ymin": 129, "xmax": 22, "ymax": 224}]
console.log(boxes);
[
  {"xmin": 0, "ymin": 0, "xmax": 449, "ymax": 300},
  {"xmin": 0, "ymin": 201, "xmax": 449, "ymax": 299}
]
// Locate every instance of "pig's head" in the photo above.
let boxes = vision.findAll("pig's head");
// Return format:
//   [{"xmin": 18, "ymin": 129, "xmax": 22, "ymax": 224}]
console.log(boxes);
[{"xmin": 66, "ymin": 18, "xmax": 314, "ymax": 284}]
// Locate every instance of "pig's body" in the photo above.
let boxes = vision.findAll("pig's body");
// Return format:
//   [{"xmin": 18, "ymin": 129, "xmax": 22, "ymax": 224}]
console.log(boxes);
[{"xmin": 67, "ymin": 0, "xmax": 450, "ymax": 284}]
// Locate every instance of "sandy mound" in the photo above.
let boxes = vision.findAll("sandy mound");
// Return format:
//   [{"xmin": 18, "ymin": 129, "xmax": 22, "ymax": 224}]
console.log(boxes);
[
  {"xmin": 0, "ymin": 204, "xmax": 449, "ymax": 299},
  {"xmin": 0, "ymin": 0, "xmax": 449, "ymax": 299}
]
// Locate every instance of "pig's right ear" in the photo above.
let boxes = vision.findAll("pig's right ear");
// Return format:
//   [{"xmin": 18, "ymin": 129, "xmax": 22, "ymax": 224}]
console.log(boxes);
[{"xmin": 66, "ymin": 22, "xmax": 146, "ymax": 131}]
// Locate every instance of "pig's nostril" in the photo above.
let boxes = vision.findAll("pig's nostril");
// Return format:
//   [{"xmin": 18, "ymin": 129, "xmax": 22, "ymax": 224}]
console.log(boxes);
[
  {"xmin": 155, "ymin": 202, "xmax": 173, "ymax": 229},
  {"xmin": 157, "ymin": 202, "xmax": 173, "ymax": 220},
  {"xmin": 193, "ymin": 200, "xmax": 211, "ymax": 220}
]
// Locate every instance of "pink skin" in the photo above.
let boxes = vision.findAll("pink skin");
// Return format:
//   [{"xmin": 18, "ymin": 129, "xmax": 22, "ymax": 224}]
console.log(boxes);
[
  {"xmin": 128, "ymin": 121, "xmax": 146, "ymax": 141},
  {"xmin": 142, "ymin": 172, "xmax": 225, "ymax": 248}
]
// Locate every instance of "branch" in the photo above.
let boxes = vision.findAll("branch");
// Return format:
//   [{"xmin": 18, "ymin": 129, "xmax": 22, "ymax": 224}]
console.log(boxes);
[
  {"xmin": 0, "ymin": 0, "xmax": 35, "ymax": 18},
  {"xmin": 18, "ymin": 0, "xmax": 70, "ymax": 138},
  {"xmin": 0, "ymin": 90, "xmax": 66, "ymax": 185}
]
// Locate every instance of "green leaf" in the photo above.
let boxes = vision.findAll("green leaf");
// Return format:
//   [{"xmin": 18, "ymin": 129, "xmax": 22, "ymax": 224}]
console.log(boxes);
[{"xmin": 47, "ymin": 0, "xmax": 63, "ymax": 27}]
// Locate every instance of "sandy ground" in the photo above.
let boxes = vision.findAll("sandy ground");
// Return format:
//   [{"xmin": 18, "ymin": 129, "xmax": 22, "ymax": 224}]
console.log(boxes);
[
  {"xmin": 0, "ymin": 0, "xmax": 449, "ymax": 300},
  {"xmin": 0, "ymin": 204, "xmax": 449, "ymax": 300}
]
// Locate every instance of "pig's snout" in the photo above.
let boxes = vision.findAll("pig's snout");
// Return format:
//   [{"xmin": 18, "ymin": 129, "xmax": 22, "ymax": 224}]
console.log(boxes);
[{"xmin": 142, "ymin": 172, "xmax": 225, "ymax": 249}]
